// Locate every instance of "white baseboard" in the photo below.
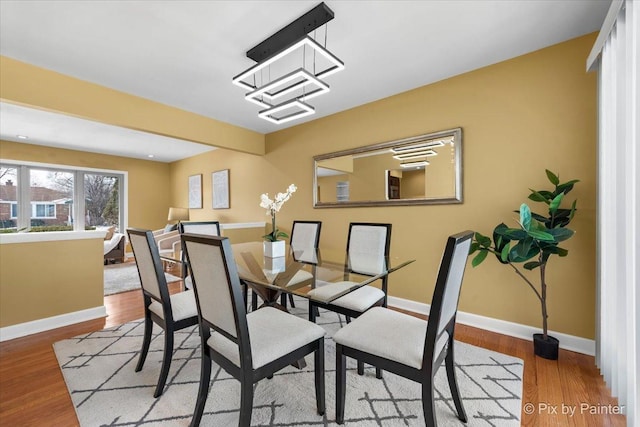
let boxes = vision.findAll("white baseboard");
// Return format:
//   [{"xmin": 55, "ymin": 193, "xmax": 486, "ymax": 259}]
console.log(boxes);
[
  {"xmin": 387, "ymin": 296, "xmax": 595, "ymax": 356},
  {"xmin": 0, "ymin": 306, "xmax": 107, "ymax": 342}
]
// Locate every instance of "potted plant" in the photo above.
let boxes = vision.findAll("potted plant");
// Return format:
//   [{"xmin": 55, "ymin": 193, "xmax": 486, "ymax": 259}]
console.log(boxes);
[
  {"xmin": 469, "ymin": 170, "xmax": 578, "ymax": 360},
  {"xmin": 259, "ymin": 183, "xmax": 297, "ymax": 258}
]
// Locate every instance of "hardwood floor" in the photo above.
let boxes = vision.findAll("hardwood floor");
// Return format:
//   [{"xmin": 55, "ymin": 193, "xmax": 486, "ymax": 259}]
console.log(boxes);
[{"xmin": 0, "ymin": 271, "xmax": 626, "ymax": 426}]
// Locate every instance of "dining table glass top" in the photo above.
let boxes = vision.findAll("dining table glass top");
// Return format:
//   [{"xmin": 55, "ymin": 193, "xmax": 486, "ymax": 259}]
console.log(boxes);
[{"xmin": 231, "ymin": 241, "xmax": 414, "ymax": 304}]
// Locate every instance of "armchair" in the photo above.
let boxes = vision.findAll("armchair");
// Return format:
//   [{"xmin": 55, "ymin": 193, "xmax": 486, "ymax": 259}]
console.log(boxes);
[{"xmin": 155, "ymin": 229, "xmax": 181, "ymax": 260}]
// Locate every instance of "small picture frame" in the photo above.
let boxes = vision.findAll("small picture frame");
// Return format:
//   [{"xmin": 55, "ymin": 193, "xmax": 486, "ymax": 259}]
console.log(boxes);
[
  {"xmin": 212, "ymin": 169, "xmax": 230, "ymax": 209},
  {"xmin": 188, "ymin": 174, "xmax": 203, "ymax": 209}
]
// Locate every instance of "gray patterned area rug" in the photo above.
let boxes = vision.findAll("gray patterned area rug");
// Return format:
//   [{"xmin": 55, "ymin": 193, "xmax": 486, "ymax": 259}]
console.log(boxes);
[
  {"xmin": 104, "ymin": 263, "xmax": 181, "ymax": 296},
  {"xmin": 54, "ymin": 300, "xmax": 523, "ymax": 426}
]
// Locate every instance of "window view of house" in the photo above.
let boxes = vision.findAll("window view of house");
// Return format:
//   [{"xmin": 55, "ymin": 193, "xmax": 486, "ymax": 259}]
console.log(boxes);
[
  {"xmin": 0, "ymin": 166, "xmax": 18, "ymax": 230},
  {"xmin": 29, "ymin": 169, "xmax": 74, "ymax": 231},
  {"xmin": 0, "ymin": 165, "xmax": 124, "ymax": 233}
]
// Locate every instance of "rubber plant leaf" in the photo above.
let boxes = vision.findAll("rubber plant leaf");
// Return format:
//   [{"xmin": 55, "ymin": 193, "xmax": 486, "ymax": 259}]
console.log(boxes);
[
  {"xmin": 549, "ymin": 192, "xmax": 564, "ymax": 213},
  {"xmin": 547, "ymin": 227, "xmax": 575, "ymax": 242},
  {"xmin": 472, "ymin": 249, "xmax": 488, "ymax": 267},
  {"xmin": 546, "ymin": 169, "xmax": 560, "ymax": 186},
  {"xmin": 520, "ymin": 203, "xmax": 532, "ymax": 231}
]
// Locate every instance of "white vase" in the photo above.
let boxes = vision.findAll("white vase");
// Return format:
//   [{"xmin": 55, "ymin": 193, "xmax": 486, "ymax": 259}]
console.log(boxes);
[
  {"xmin": 263, "ymin": 240, "xmax": 285, "ymax": 258},
  {"xmin": 264, "ymin": 255, "xmax": 286, "ymax": 273}
]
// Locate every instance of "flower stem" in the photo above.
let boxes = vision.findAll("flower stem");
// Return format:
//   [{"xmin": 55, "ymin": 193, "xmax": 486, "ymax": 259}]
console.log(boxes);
[{"xmin": 271, "ymin": 211, "xmax": 276, "ymax": 241}]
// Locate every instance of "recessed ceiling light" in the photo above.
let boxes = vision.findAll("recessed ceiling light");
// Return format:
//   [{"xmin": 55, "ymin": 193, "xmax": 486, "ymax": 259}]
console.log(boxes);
[
  {"xmin": 148, "ymin": 154, "xmax": 154, "ymax": 158},
  {"xmin": 17, "ymin": 135, "xmax": 28, "ymax": 139}
]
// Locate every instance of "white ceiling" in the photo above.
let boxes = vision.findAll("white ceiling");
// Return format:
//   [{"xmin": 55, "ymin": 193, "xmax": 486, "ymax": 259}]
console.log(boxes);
[{"xmin": 0, "ymin": 0, "xmax": 609, "ymax": 162}]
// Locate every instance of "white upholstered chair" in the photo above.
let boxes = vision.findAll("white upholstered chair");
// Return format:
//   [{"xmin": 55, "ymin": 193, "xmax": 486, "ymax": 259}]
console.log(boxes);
[
  {"xmin": 280, "ymin": 220, "xmax": 322, "ymax": 309},
  {"xmin": 307, "ymin": 223, "xmax": 391, "ymax": 320},
  {"xmin": 127, "ymin": 228, "xmax": 198, "ymax": 398},
  {"xmin": 182, "ymin": 233, "xmax": 326, "ymax": 427},
  {"xmin": 178, "ymin": 221, "xmax": 221, "ymax": 286},
  {"xmin": 333, "ymin": 230, "xmax": 473, "ymax": 425}
]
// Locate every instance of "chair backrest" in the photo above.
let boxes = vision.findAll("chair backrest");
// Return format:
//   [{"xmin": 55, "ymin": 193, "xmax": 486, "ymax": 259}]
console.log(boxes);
[
  {"xmin": 127, "ymin": 228, "xmax": 172, "ymax": 314},
  {"xmin": 423, "ymin": 230, "xmax": 474, "ymax": 369},
  {"xmin": 182, "ymin": 234, "xmax": 251, "ymax": 363},
  {"xmin": 179, "ymin": 221, "xmax": 221, "ymax": 237},
  {"xmin": 346, "ymin": 223, "xmax": 392, "ymax": 276},
  {"xmin": 179, "ymin": 221, "xmax": 222, "ymax": 272},
  {"xmin": 290, "ymin": 221, "xmax": 322, "ymax": 263}
]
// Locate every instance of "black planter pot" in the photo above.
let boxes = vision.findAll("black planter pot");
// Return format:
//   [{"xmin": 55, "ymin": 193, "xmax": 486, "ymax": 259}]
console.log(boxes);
[{"xmin": 533, "ymin": 333, "xmax": 559, "ymax": 360}]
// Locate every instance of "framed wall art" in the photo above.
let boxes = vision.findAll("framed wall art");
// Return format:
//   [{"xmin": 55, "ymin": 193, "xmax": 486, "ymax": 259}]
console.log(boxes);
[
  {"xmin": 212, "ymin": 169, "xmax": 230, "ymax": 209},
  {"xmin": 188, "ymin": 174, "xmax": 203, "ymax": 209}
]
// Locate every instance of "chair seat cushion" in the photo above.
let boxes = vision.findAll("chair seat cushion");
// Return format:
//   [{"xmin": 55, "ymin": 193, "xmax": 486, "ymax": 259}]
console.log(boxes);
[
  {"xmin": 149, "ymin": 290, "xmax": 198, "ymax": 321},
  {"xmin": 286, "ymin": 270, "xmax": 313, "ymax": 287},
  {"xmin": 307, "ymin": 282, "xmax": 384, "ymax": 312},
  {"xmin": 208, "ymin": 307, "xmax": 325, "ymax": 369},
  {"xmin": 333, "ymin": 307, "xmax": 448, "ymax": 370}
]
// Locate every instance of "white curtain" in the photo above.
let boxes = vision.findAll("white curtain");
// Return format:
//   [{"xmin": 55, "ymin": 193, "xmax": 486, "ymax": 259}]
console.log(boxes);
[{"xmin": 590, "ymin": 1, "xmax": 639, "ymax": 426}]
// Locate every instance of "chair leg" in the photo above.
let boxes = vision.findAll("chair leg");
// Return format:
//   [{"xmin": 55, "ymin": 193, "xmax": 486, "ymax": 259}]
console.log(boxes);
[
  {"xmin": 336, "ymin": 344, "xmax": 346, "ymax": 424},
  {"xmin": 190, "ymin": 348, "xmax": 212, "ymax": 427},
  {"xmin": 135, "ymin": 315, "xmax": 153, "ymax": 372},
  {"xmin": 315, "ymin": 339, "xmax": 325, "ymax": 415},
  {"xmin": 357, "ymin": 361, "xmax": 364, "ymax": 375},
  {"xmin": 445, "ymin": 345, "xmax": 468, "ymax": 422},
  {"xmin": 153, "ymin": 327, "xmax": 174, "ymax": 398},
  {"xmin": 280, "ymin": 293, "xmax": 288, "ymax": 309},
  {"xmin": 421, "ymin": 377, "xmax": 437, "ymax": 427},
  {"xmin": 288, "ymin": 293, "xmax": 296, "ymax": 308},
  {"xmin": 251, "ymin": 290, "xmax": 258, "ymax": 311},
  {"xmin": 375, "ymin": 367, "xmax": 383, "ymax": 379},
  {"xmin": 309, "ymin": 302, "xmax": 317, "ymax": 323},
  {"xmin": 242, "ymin": 284, "xmax": 248, "ymax": 309},
  {"xmin": 239, "ymin": 378, "xmax": 254, "ymax": 427}
]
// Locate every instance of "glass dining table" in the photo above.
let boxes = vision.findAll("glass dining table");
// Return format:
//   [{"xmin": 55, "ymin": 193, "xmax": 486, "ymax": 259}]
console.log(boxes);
[{"xmin": 231, "ymin": 241, "xmax": 415, "ymax": 311}]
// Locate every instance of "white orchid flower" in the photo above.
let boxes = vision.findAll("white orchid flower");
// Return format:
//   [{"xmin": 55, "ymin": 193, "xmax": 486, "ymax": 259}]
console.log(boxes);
[{"xmin": 259, "ymin": 184, "xmax": 296, "ymax": 241}]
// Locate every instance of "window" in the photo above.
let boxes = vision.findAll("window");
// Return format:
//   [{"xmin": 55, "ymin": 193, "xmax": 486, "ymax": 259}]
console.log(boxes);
[
  {"xmin": 33, "ymin": 203, "xmax": 56, "ymax": 218},
  {"xmin": 0, "ymin": 167, "xmax": 18, "ymax": 230},
  {"xmin": 0, "ymin": 163, "xmax": 125, "ymax": 233}
]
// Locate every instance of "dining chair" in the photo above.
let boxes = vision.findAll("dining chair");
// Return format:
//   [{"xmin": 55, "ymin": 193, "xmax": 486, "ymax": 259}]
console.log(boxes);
[
  {"xmin": 280, "ymin": 220, "xmax": 322, "ymax": 309},
  {"xmin": 182, "ymin": 233, "xmax": 326, "ymax": 427},
  {"xmin": 178, "ymin": 221, "xmax": 221, "ymax": 282},
  {"xmin": 307, "ymin": 222, "xmax": 391, "ymax": 377},
  {"xmin": 127, "ymin": 228, "xmax": 199, "ymax": 398},
  {"xmin": 307, "ymin": 222, "xmax": 391, "ymax": 320},
  {"xmin": 333, "ymin": 230, "xmax": 473, "ymax": 425}
]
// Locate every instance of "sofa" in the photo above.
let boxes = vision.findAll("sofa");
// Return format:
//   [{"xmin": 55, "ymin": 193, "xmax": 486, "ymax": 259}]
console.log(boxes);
[{"xmin": 103, "ymin": 228, "xmax": 126, "ymax": 264}]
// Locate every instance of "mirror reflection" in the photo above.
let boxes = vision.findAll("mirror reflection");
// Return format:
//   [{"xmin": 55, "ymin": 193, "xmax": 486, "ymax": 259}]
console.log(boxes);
[{"xmin": 313, "ymin": 128, "xmax": 462, "ymax": 207}]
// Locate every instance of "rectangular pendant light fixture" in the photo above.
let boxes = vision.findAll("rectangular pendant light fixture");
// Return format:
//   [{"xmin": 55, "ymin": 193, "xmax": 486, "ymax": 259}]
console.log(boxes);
[
  {"xmin": 246, "ymin": 68, "xmax": 329, "ymax": 104},
  {"xmin": 258, "ymin": 99, "xmax": 315, "ymax": 124},
  {"xmin": 232, "ymin": 3, "xmax": 343, "ymax": 125},
  {"xmin": 233, "ymin": 36, "xmax": 344, "ymax": 91}
]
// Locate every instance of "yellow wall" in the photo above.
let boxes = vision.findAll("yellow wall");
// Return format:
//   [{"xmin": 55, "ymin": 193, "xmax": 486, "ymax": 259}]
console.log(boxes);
[
  {"xmin": 0, "ymin": 141, "xmax": 171, "ymax": 327},
  {"xmin": 400, "ymin": 169, "xmax": 425, "ymax": 198},
  {"xmin": 169, "ymin": 34, "xmax": 597, "ymax": 339},
  {"xmin": 0, "ymin": 56, "xmax": 265, "ymax": 155},
  {"xmin": 0, "ymin": 33, "xmax": 597, "ymax": 339},
  {"xmin": 0, "ymin": 140, "xmax": 171, "ymax": 230},
  {"xmin": 0, "ymin": 237, "xmax": 103, "ymax": 327}
]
